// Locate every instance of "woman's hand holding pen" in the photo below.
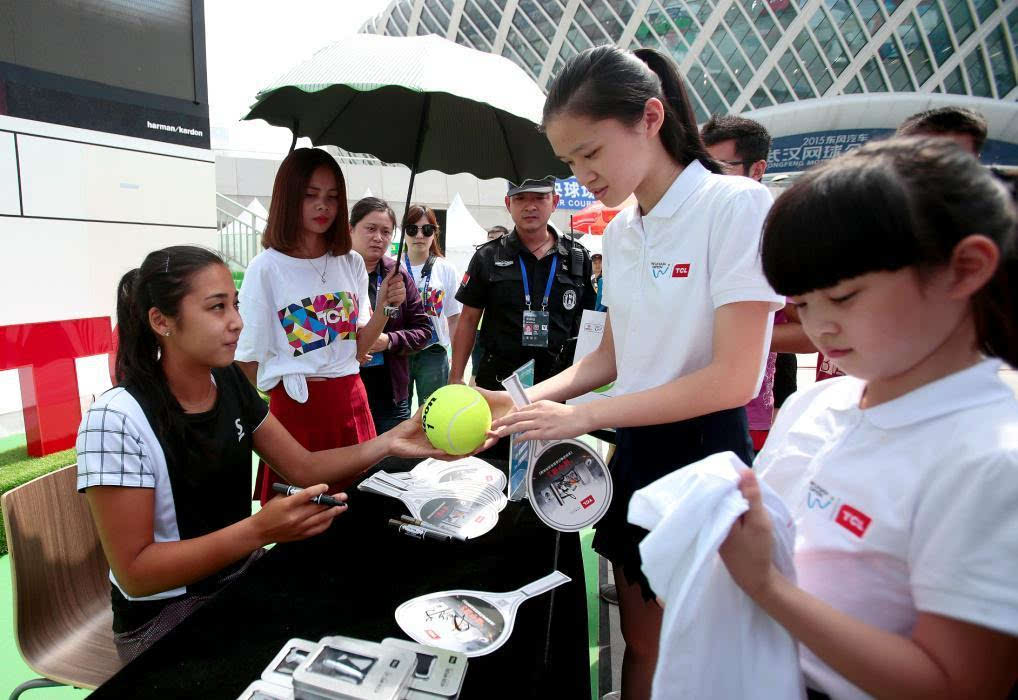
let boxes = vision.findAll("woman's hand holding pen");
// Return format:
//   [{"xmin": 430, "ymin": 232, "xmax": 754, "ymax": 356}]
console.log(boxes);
[
  {"xmin": 489, "ymin": 399, "xmax": 595, "ymax": 442},
  {"xmin": 250, "ymin": 483, "xmax": 347, "ymax": 546}
]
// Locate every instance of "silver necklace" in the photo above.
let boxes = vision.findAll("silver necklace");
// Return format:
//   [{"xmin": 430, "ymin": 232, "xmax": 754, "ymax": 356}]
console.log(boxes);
[{"xmin": 307, "ymin": 254, "xmax": 328, "ymax": 283}]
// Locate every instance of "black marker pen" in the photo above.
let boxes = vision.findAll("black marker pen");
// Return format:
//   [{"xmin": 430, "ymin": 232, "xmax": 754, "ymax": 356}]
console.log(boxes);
[
  {"xmin": 272, "ymin": 482, "xmax": 346, "ymax": 508},
  {"xmin": 387, "ymin": 519, "xmax": 452, "ymax": 543},
  {"xmin": 399, "ymin": 514, "xmax": 467, "ymax": 542}
]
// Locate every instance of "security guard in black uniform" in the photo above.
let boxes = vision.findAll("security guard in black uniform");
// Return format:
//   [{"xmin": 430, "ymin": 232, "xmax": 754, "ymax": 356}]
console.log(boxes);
[{"xmin": 450, "ymin": 176, "xmax": 596, "ymax": 390}]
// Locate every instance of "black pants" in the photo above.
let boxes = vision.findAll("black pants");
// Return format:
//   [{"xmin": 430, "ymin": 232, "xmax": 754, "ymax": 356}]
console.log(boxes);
[
  {"xmin": 773, "ymin": 352, "xmax": 798, "ymax": 408},
  {"xmin": 591, "ymin": 407, "xmax": 753, "ymax": 600}
]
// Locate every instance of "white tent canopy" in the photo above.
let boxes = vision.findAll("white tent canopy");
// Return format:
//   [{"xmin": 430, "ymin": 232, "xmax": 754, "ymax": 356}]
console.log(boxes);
[
  {"xmin": 577, "ymin": 232, "xmax": 603, "ymax": 255},
  {"xmin": 443, "ymin": 192, "xmax": 487, "ymax": 277}
]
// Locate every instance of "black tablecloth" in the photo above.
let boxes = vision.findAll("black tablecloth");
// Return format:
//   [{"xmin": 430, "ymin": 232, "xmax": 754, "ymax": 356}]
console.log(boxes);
[{"xmin": 89, "ymin": 457, "xmax": 591, "ymax": 700}]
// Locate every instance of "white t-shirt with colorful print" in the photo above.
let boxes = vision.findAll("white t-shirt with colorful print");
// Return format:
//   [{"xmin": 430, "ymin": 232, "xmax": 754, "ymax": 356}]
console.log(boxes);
[
  {"xmin": 237, "ymin": 247, "xmax": 369, "ymax": 402},
  {"xmin": 408, "ymin": 256, "xmax": 462, "ymax": 349}
]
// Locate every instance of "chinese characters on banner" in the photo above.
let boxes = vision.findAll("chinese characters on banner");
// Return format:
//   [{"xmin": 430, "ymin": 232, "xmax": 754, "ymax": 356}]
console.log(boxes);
[
  {"xmin": 554, "ymin": 177, "xmax": 598, "ymax": 210},
  {"xmin": 766, "ymin": 129, "xmax": 895, "ymax": 173}
]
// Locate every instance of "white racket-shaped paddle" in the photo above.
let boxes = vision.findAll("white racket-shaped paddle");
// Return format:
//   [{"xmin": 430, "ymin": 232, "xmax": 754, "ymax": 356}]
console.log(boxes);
[
  {"xmin": 501, "ymin": 374, "xmax": 613, "ymax": 531},
  {"xmin": 357, "ymin": 480, "xmax": 499, "ymax": 539},
  {"xmin": 394, "ymin": 571, "xmax": 571, "ymax": 657},
  {"xmin": 397, "ymin": 457, "xmax": 508, "ymax": 492}
]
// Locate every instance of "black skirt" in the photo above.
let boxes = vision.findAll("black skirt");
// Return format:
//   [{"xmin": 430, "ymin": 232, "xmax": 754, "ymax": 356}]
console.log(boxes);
[{"xmin": 591, "ymin": 406, "xmax": 753, "ymax": 601}]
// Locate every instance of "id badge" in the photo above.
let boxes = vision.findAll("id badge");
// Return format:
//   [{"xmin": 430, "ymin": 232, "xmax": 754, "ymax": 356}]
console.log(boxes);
[
  {"xmin": 427, "ymin": 318, "xmax": 439, "ymax": 345},
  {"xmin": 521, "ymin": 310, "xmax": 550, "ymax": 348}
]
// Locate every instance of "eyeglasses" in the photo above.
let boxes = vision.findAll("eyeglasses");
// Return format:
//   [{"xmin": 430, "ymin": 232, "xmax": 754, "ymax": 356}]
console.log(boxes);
[
  {"xmin": 720, "ymin": 159, "xmax": 751, "ymax": 169},
  {"xmin": 405, "ymin": 224, "xmax": 438, "ymax": 238}
]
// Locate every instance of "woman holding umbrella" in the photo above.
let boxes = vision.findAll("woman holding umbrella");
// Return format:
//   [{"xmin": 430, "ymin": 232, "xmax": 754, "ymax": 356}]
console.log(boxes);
[
  {"xmin": 349, "ymin": 197, "xmax": 433, "ymax": 433},
  {"xmin": 402, "ymin": 204, "xmax": 463, "ymax": 405},
  {"xmin": 236, "ymin": 149, "xmax": 402, "ymax": 504}
]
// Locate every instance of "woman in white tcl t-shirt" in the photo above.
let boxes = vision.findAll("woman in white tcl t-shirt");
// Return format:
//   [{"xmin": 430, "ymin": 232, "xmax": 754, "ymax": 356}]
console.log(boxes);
[
  {"xmin": 720, "ymin": 139, "xmax": 1018, "ymax": 699},
  {"xmin": 402, "ymin": 203, "xmax": 462, "ymax": 405},
  {"xmin": 236, "ymin": 148, "xmax": 404, "ymax": 504},
  {"xmin": 487, "ymin": 46, "xmax": 783, "ymax": 699}
]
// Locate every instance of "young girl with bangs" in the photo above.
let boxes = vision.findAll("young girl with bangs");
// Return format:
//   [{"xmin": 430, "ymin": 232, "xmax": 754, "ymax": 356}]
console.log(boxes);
[
  {"xmin": 720, "ymin": 138, "xmax": 1018, "ymax": 699},
  {"xmin": 486, "ymin": 45, "xmax": 784, "ymax": 698},
  {"xmin": 234, "ymin": 149, "xmax": 403, "ymax": 503}
]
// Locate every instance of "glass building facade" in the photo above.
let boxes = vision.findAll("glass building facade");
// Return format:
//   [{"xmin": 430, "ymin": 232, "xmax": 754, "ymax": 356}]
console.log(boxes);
[{"xmin": 361, "ymin": 0, "xmax": 1018, "ymax": 124}]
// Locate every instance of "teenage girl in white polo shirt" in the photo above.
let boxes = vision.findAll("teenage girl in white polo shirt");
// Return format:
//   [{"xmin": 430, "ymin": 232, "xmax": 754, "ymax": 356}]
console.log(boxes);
[
  {"xmin": 720, "ymin": 138, "xmax": 1018, "ymax": 698},
  {"xmin": 488, "ymin": 46, "xmax": 783, "ymax": 698}
]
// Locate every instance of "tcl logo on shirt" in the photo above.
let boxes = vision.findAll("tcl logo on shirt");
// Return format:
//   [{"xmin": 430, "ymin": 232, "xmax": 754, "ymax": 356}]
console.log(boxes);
[
  {"xmin": 672, "ymin": 263, "xmax": 690, "ymax": 278},
  {"xmin": 807, "ymin": 481, "xmax": 873, "ymax": 539},
  {"xmin": 836, "ymin": 504, "xmax": 872, "ymax": 538}
]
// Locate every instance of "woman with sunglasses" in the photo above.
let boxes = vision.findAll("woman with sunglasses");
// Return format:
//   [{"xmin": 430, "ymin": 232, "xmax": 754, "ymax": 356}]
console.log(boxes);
[
  {"xmin": 349, "ymin": 197, "xmax": 433, "ymax": 432},
  {"xmin": 402, "ymin": 205, "xmax": 462, "ymax": 405}
]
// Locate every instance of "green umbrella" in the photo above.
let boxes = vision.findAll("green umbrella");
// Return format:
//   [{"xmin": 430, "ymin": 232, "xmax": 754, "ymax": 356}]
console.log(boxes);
[{"xmin": 244, "ymin": 33, "xmax": 569, "ymax": 278}]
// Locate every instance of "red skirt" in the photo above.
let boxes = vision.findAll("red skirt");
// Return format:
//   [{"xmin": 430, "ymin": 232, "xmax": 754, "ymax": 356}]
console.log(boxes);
[
  {"xmin": 750, "ymin": 429, "xmax": 769, "ymax": 453},
  {"xmin": 253, "ymin": 374, "xmax": 377, "ymax": 505}
]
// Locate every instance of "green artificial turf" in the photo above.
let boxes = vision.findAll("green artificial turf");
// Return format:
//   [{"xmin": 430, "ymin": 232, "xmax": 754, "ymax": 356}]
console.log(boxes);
[{"xmin": 0, "ymin": 439, "xmax": 77, "ymax": 555}]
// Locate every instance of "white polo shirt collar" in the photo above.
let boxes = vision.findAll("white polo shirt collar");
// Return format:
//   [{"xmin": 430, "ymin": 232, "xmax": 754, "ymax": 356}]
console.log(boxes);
[
  {"xmin": 621, "ymin": 159, "xmax": 711, "ymax": 235},
  {"xmin": 861, "ymin": 358, "xmax": 1008, "ymax": 429},
  {"xmin": 834, "ymin": 358, "xmax": 1008, "ymax": 430}
]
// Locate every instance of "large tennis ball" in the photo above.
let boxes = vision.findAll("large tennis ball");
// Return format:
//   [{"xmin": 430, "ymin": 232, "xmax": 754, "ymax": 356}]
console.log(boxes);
[{"xmin": 421, "ymin": 385, "xmax": 492, "ymax": 455}]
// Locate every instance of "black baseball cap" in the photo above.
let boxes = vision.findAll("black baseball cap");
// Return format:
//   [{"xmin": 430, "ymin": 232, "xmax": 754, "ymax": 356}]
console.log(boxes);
[{"xmin": 507, "ymin": 176, "xmax": 557, "ymax": 197}]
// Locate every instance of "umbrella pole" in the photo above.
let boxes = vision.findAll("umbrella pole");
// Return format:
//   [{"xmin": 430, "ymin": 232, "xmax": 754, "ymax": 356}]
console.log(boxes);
[
  {"xmin": 392, "ymin": 93, "xmax": 432, "ymax": 274},
  {"xmin": 289, "ymin": 119, "xmax": 299, "ymax": 153}
]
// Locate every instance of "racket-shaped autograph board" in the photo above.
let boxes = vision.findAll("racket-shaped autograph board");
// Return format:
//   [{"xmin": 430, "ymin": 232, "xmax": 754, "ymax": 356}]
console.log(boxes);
[
  {"xmin": 501, "ymin": 373, "xmax": 613, "ymax": 532},
  {"xmin": 357, "ymin": 479, "xmax": 499, "ymax": 540},
  {"xmin": 394, "ymin": 571, "xmax": 571, "ymax": 657},
  {"xmin": 527, "ymin": 439, "xmax": 612, "ymax": 532},
  {"xmin": 396, "ymin": 456, "xmax": 508, "ymax": 492},
  {"xmin": 366, "ymin": 470, "xmax": 507, "ymax": 512}
]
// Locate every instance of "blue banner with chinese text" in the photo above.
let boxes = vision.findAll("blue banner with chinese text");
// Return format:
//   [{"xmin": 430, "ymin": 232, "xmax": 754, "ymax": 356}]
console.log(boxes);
[{"xmin": 554, "ymin": 177, "xmax": 597, "ymax": 210}]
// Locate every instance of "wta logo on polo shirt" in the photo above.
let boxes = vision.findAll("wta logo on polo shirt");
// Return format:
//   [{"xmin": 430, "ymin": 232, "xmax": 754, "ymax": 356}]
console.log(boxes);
[
  {"xmin": 650, "ymin": 262, "xmax": 691, "ymax": 278},
  {"xmin": 807, "ymin": 481, "xmax": 872, "ymax": 538}
]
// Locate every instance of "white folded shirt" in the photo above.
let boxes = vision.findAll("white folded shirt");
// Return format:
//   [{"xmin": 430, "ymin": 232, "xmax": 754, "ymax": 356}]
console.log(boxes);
[{"xmin": 629, "ymin": 451, "xmax": 805, "ymax": 700}]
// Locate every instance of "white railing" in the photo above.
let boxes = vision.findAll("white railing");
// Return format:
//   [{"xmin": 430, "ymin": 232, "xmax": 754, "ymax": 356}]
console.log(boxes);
[{"xmin": 217, "ymin": 193, "xmax": 267, "ymax": 270}]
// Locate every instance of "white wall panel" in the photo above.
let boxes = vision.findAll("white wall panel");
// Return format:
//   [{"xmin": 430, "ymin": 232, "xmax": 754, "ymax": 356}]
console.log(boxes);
[
  {"xmin": 0, "ymin": 132, "xmax": 21, "ymax": 215},
  {"xmin": 18, "ymin": 135, "xmax": 215, "ymax": 227},
  {"xmin": 447, "ymin": 173, "xmax": 481, "ymax": 206},
  {"xmin": 233, "ymin": 157, "xmax": 279, "ymax": 198},
  {"xmin": 0, "ymin": 217, "xmax": 217, "ymax": 326},
  {"xmin": 344, "ymin": 162, "xmax": 386, "ymax": 201}
]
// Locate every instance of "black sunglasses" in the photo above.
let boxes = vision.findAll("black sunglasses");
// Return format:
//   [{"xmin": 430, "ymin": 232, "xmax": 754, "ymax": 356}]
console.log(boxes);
[{"xmin": 405, "ymin": 224, "xmax": 438, "ymax": 237}]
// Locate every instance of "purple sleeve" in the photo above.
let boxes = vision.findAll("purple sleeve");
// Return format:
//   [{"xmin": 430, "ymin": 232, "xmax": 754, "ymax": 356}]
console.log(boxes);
[{"xmin": 386, "ymin": 267, "xmax": 433, "ymax": 354}]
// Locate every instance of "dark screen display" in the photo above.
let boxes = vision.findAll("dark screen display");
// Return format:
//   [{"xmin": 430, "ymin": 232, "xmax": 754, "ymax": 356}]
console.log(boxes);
[{"xmin": 0, "ymin": 0, "xmax": 197, "ymax": 101}]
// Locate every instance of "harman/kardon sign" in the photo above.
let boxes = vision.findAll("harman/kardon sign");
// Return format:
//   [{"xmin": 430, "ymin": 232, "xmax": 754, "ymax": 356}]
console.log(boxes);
[{"xmin": 146, "ymin": 120, "xmax": 204, "ymax": 137}]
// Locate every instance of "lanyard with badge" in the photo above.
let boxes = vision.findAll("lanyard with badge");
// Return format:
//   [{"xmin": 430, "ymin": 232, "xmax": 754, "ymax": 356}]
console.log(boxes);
[
  {"xmin": 520, "ymin": 254, "xmax": 556, "ymax": 348},
  {"xmin": 364, "ymin": 261, "xmax": 386, "ymax": 367},
  {"xmin": 405, "ymin": 252, "xmax": 440, "ymax": 346}
]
